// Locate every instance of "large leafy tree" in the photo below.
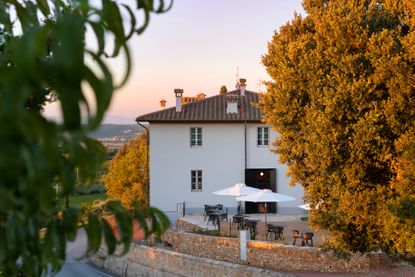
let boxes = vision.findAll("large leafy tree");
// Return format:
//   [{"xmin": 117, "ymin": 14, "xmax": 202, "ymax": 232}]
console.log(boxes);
[
  {"xmin": 260, "ymin": 0, "xmax": 415, "ymax": 253},
  {"xmin": 0, "ymin": 0, "xmax": 171, "ymax": 275},
  {"xmin": 104, "ymin": 132, "xmax": 148, "ymax": 209}
]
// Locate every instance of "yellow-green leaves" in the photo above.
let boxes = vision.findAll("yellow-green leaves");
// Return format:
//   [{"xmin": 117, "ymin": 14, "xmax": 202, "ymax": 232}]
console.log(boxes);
[{"xmin": 0, "ymin": 1, "xmax": 172, "ymax": 275}]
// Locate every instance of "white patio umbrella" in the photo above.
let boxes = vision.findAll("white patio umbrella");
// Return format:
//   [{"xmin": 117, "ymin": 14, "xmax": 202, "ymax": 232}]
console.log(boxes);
[
  {"xmin": 213, "ymin": 183, "xmax": 260, "ymax": 214},
  {"xmin": 299, "ymin": 203, "xmax": 311, "ymax": 210},
  {"xmin": 213, "ymin": 183, "xmax": 260, "ymax": 197},
  {"xmin": 299, "ymin": 201, "xmax": 321, "ymax": 210},
  {"xmin": 236, "ymin": 189, "xmax": 295, "ymax": 226}
]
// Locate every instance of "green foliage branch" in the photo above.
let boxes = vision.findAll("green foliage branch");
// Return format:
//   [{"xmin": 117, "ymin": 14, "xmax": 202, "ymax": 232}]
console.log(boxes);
[
  {"xmin": 0, "ymin": 0, "xmax": 171, "ymax": 275},
  {"xmin": 260, "ymin": 0, "xmax": 415, "ymax": 254}
]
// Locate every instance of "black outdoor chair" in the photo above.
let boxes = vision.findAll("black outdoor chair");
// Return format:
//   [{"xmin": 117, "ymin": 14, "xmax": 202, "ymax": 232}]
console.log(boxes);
[
  {"xmin": 301, "ymin": 232, "xmax": 314, "ymax": 247},
  {"xmin": 232, "ymin": 216, "xmax": 243, "ymax": 229},
  {"xmin": 203, "ymin": 204, "xmax": 211, "ymax": 216},
  {"xmin": 215, "ymin": 204, "xmax": 223, "ymax": 211},
  {"xmin": 267, "ymin": 224, "xmax": 284, "ymax": 240},
  {"xmin": 243, "ymin": 220, "xmax": 258, "ymax": 238},
  {"xmin": 207, "ymin": 213, "xmax": 220, "ymax": 228},
  {"xmin": 219, "ymin": 208, "xmax": 228, "ymax": 221},
  {"xmin": 204, "ymin": 206, "xmax": 215, "ymax": 221},
  {"xmin": 292, "ymin": 229, "xmax": 302, "ymax": 245}
]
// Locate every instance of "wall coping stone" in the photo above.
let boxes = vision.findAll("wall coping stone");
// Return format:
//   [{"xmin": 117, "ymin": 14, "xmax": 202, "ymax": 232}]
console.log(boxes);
[{"xmin": 163, "ymin": 229, "xmax": 390, "ymax": 273}]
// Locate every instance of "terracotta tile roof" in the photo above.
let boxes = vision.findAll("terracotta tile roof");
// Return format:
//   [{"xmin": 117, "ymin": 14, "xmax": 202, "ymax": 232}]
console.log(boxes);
[{"xmin": 135, "ymin": 90, "xmax": 263, "ymax": 123}]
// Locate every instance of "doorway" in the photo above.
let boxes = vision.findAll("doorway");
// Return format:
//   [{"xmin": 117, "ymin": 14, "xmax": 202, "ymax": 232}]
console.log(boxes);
[{"xmin": 244, "ymin": 168, "xmax": 276, "ymax": 214}]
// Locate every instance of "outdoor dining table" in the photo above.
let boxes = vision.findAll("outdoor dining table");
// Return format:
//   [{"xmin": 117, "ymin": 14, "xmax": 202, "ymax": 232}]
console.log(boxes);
[{"xmin": 267, "ymin": 224, "xmax": 284, "ymax": 240}]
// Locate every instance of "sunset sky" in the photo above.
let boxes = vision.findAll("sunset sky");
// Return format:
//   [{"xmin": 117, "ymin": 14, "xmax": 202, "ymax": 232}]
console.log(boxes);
[{"xmin": 45, "ymin": 0, "xmax": 304, "ymax": 124}]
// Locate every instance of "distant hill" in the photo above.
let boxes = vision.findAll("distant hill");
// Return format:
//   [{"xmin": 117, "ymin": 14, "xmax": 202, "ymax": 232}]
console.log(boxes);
[
  {"xmin": 88, "ymin": 124, "xmax": 143, "ymax": 139},
  {"xmin": 88, "ymin": 124, "xmax": 144, "ymax": 149},
  {"xmin": 45, "ymin": 114, "xmax": 136, "ymax": 125}
]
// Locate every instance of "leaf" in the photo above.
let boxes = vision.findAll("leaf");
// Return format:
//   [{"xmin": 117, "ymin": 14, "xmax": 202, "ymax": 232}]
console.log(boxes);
[
  {"xmin": 101, "ymin": 219, "xmax": 117, "ymax": 255},
  {"xmin": 83, "ymin": 63, "xmax": 113, "ymax": 129},
  {"xmin": 155, "ymin": 0, "xmax": 174, "ymax": 13},
  {"xmin": 62, "ymin": 208, "xmax": 79, "ymax": 241},
  {"xmin": 103, "ymin": 0, "xmax": 125, "ymax": 57},
  {"xmin": 122, "ymin": 4, "xmax": 137, "ymax": 40},
  {"xmin": 36, "ymin": 0, "xmax": 51, "ymax": 17},
  {"xmin": 85, "ymin": 214, "xmax": 102, "ymax": 255},
  {"xmin": 89, "ymin": 22, "xmax": 105, "ymax": 56}
]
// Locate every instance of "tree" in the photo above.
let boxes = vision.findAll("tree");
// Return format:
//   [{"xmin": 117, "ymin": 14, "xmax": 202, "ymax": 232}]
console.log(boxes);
[
  {"xmin": 384, "ymin": 127, "xmax": 415, "ymax": 255},
  {"xmin": 0, "ymin": 1, "xmax": 171, "ymax": 275},
  {"xmin": 104, "ymin": 133, "xmax": 148, "ymax": 209},
  {"xmin": 219, "ymin": 85, "xmax": 228, "ymax": 94},
  {"xmin": 260, "ymin": 0, "xmax": 415, "ymax": 253}
]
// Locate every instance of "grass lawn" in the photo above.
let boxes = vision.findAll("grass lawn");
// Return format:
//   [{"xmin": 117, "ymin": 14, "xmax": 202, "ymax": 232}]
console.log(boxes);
[{"xmin": 67, "ymin": 193, "xmax": 107, "ymax": 209}]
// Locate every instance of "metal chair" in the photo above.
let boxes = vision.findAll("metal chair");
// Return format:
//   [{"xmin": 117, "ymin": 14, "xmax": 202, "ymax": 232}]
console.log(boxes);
[
  {"xmin": 301, "ymin": 232, "xmax": 314, "ymax": 246},
  {"xmin": 292, "ymin": 229, "xmax": 302, "ymax": 245},
  {"xmin": 267, "ymin": 224, "xmax": 284, "ymax": 240},
  {"xmin": 244, "ymin": 220, "xmax": 258, "ymax": 238},
  {"xmin": 219, "ymin": 208, "xmax": 228, "ymax": 221}
]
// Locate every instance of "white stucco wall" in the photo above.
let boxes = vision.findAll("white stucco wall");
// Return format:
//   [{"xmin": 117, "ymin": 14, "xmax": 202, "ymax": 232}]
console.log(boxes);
[
  {"xmin": 149, "ymin": 123, "xmax": 304, "ymax": 214},
  {"xmin": 246, "ymin": 124, "xmax": 304, "ymax": 212}
]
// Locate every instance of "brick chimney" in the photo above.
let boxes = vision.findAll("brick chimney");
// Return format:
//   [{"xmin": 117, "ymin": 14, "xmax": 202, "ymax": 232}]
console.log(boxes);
[
  {"xmin": 239, "ymin": 78, "xmax": 247, "ymax": 96},
  {"xmin": 160, "ymin": 99, "xmax": 167, "ymax": 109},
  {"xmin": 174, "ymin": 89, "xmax": 184, "ymax": 112}
]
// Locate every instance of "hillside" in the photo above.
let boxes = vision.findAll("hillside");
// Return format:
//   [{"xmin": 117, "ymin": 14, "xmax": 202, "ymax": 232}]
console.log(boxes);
[{"xmin": 88, "ymin": 124, "xmax": 144, "ymax": 149}]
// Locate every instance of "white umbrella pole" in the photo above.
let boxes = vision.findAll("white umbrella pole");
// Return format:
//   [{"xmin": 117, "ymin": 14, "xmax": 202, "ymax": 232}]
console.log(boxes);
[{"xmin": 265, "ymin": 202, "xmax": 268, "ymax": 227}]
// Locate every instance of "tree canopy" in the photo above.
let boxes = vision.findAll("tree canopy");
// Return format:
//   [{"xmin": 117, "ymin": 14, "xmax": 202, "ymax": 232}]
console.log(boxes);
[
  {"xmin": 104, "ymin": 133, "xmax": 148, "ymax": 209},
  {"xmin": 0, "ymin": 0, "xmax": 171, "ymax": 275},
  {"xmin": 260, "ymin": 0, "xmax": 415, "ymax": 253},
  {"xmin": 220, "ymin": 85, "xmax": 228, "ymax": 94}
]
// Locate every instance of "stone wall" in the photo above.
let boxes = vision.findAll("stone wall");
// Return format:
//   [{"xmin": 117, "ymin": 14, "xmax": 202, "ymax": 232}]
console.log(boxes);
[
  {"xmin": 176, "ymin": 217, "xmax": 206, "ymax": 232},
  {"xmin": 89, "ymin": 244, "xmax": 294, "ymax": 277},
  {"xmin": 162, "ymin": 229, "xmax": 389, "ymax": 273}
]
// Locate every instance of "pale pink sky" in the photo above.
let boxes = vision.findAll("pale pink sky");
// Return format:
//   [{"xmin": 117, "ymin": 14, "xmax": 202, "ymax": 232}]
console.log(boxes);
[{"xmin": 45, "ymin": 0, "xmax": 304, "ymax": 124}]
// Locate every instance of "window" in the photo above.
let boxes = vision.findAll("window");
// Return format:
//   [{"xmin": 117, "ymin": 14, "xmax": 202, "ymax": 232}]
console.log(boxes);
[
  {"xmin": 257, "ymin": 127, "xmax": 269, "ymax": 146},
  {"xmin": 191, "ymin": 170, "xmax": 202, "ymax": 191},
  {"xmin": 190, "ymin": 127, "xmax": 202, "ymax": 147}
]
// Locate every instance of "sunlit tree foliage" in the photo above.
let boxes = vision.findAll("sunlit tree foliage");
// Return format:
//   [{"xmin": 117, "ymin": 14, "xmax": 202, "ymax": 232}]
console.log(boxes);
[
  {"xmin": 260, "ymin": 0, "xmax": 415, "ymax": 253},
  {"xmin": 104, "ymin": 132, "xmax": 148, "ymax": 209}
]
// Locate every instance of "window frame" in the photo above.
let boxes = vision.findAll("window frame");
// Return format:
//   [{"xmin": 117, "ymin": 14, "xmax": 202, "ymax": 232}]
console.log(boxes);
[
  {"xmin": 190, "ymin": 127, "xmax": 203, "ymax": 147},
  {"xmin": 191, "ymin": 170, "xmax": 203, "ymax": 192},
  {"xmin": 257, "ymin": 127, "xmax": 269, "ymax": 147}
]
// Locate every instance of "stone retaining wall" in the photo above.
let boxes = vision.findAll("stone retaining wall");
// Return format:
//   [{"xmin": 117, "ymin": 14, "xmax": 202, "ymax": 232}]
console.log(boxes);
[
  {"xmin": 176, "ymin": 217, "xmax": 207, "ymax": 232},
  {"xmin": 89, "ymin": 244, "xmax": 294, "ymax": 277},
  {"xmin": 162, "ymin": 229, "xmax": 389, "ymax": 273}
]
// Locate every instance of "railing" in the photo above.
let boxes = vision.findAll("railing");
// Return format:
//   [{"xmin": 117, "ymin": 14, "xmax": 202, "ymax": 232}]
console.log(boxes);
[{"xmin": 177, "ymin": 202, "xmax": 186, "ymax": 218}]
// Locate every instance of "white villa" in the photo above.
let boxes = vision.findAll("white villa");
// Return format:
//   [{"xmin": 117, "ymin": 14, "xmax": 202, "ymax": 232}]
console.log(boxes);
[{"xmin": 135, "ymin": 79, "xmax": 304, "ymax": 214}]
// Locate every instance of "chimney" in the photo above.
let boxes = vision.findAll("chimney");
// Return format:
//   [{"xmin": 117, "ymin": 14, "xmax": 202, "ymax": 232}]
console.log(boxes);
[
  {"xmin": 174, "ymin": 89, "xmax": 184, "ymax": 112},
  {"xmin": 197, "ymin": 93, "xmax": 206, "ymax": 100},
  {"xmin": 160, "ymin": 99, "xmax": 167, "ymax": 109},
  {"xmin": 239, "ymin": 78, "xmax": 247, "ymax": 96}
]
